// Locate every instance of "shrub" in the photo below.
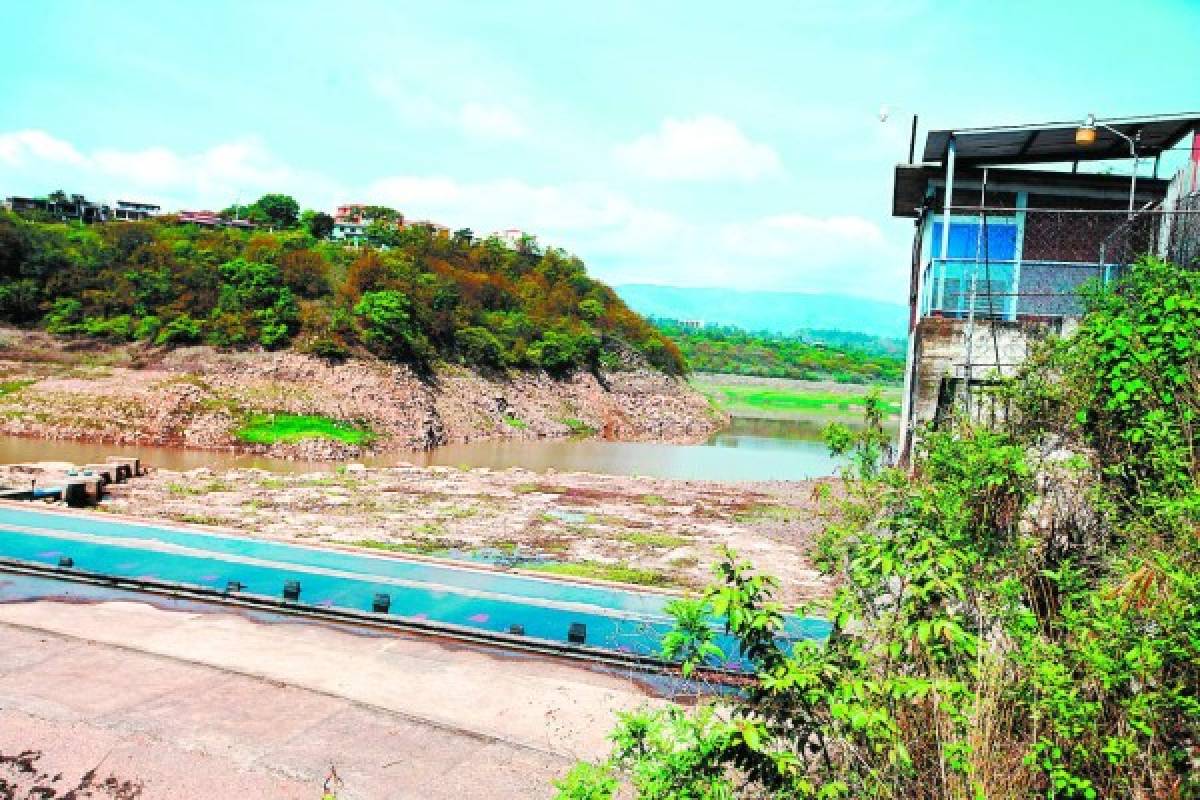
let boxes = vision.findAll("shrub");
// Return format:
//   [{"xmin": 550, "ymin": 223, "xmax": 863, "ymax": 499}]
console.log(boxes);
[
  {"xmin": 134, "ymin": 315, "xmax": 162, "ymax": 341},
  {"xmin": 527, "ymin": 331, "xmax": 579, "ymax": 373},
  {"xmin": 278, "ymin": 249, "xmax": 331, "ymax": 298},
  {"xmin": 83, "ymin": 315, "xmax": 135, "ymax": 341},
  {"xmin": 155, "ymin": 314, "xmax": 202, "ymax": 346},
  {"xmin": 456, "ymin": 325, "xmax": 506, "ymax": 368},
  {"xmin": 0, "ymin": 279, "xmax": 40, "ymax": 322},
  {"xmin": 354, "ymin": 290, "xmax": 419, "ymax": 360},
  {"xmin": 44, "ymin": 297, "xmax": 84, "ymax": 334}
]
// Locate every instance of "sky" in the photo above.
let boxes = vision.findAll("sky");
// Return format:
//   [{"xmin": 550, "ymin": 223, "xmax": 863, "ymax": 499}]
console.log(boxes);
[{"xmin": 1, "ymin": 1, "xmax": 1197, "ymax": 303}]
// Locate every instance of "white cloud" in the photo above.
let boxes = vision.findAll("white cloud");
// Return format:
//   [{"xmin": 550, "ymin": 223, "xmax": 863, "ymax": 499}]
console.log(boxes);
[
  {"xmin": 0, "ymin": 129, "xmax": 341, "ymax": 210},
  {"xmin": 719, "ymin": 213, "xmax": 886, "ymax": 259},
  {"xmin": 614, "ymin": 115, "xmax": 782, "ymax": 181},
  {"xmin": 0, "ymin": 130, "xmax": 86, "ymax": 167},
  {"xmin": 459, "ymin": 103, "xmax": 527, "ymax": 140},
  {"xmin": 364, "ymin": 174, "xmax": 682, "ymax": 238}
]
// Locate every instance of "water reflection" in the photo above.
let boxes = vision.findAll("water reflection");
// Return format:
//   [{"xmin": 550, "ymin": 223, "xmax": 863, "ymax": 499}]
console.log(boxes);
[{"xmin": 0, "ymin": 417, "xmax": 896, "ymax": 482}]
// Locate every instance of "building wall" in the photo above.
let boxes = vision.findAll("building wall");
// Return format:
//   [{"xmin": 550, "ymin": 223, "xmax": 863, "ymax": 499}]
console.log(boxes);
[{"xmin": 904, "ymin": 317, "xmax": 1043, "ymax": 457}]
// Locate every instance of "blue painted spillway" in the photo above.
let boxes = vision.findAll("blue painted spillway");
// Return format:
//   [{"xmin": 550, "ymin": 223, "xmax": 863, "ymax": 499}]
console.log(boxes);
[{"xmin": 0, "ymin": 506, "xmax": 829, "ymax": 661}]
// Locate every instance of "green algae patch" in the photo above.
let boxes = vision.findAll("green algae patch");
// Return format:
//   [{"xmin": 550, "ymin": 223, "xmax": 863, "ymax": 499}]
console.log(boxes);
[
  {"xmin": 235, "ymin": 413, "xmax": 374, "ymax": 446},
  {"xmin": 526, "ymin": 560, "xmax": 669, "ymax": 587}
]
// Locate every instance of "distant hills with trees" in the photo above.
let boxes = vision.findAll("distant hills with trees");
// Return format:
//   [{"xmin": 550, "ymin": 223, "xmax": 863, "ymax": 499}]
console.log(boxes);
[
  {"xmin": 653, "ymin": 318, "xmax": 905, "ymax": 384},
  {"xmin": 615, "ymin": 284, "xmax": 908, "ymax": 339}
]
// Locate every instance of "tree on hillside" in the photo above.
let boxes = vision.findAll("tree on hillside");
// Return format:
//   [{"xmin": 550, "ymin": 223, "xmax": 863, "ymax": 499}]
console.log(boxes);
[
  {"xmin": 361, "ymin": 205, "xmax": 401, "ymax": 222},
  {"xmin": 354, "ymin": 289, "xmax": 420, "ymax": 360},
  {"xmin": 278, "ymin": 249, "xmax": 331, "ymax": 298},
  {"xmin": 366, "ymin": 219, "xmax": 404, "ymax": 249},
  {"xmin": 301, "ymin": 210, "xmax": 335, "ymax": 239},
  {"xmin": 252, "ymin": 193, "xmax": 300, "ymax": 229}
]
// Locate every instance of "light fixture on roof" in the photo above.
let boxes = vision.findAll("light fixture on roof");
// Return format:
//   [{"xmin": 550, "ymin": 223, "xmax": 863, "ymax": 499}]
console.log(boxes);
[
  {"xmin": 1075, "ymin": 113, "xmax": 1097, "ymax": 146},
  {"xmin": 1075, "ymin": 113, "xmax": 1139, "ymax": 217}
]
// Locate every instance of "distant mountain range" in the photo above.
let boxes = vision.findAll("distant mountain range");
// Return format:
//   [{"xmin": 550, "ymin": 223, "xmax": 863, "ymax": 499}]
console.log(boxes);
[{"xmin": 615, "ymin": 284, "xmax": 908, "ymax": 339}]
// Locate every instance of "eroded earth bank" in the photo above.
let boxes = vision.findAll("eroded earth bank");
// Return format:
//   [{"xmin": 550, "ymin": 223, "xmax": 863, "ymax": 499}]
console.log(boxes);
[{"xmin": 0, "ymin": 328, "xmax": 723, "ymax": 460}]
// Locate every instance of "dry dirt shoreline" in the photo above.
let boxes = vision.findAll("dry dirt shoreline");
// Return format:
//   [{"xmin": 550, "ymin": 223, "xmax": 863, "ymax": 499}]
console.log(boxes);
[
  {"xmin": 0, "ymin": 461, "xmax": 835, "ymax": 605},
  {"xmin": 0, "ymin": 328, "xmax": 724, "ymax": 461}
]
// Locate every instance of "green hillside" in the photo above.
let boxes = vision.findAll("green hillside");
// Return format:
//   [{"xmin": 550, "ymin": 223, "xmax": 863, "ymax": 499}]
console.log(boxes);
[
  {"xmin": 656, "ymin": 319, "xmax": 905, "ymax": 383},
  {"xmin": 0, "ymin": 203, "xmax": 684, "ymax": 375}
]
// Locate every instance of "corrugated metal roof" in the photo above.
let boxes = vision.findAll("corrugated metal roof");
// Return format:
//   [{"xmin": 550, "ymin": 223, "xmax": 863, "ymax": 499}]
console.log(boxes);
[{"xmin": 924, "ymin": 114, "xmax": 1200, "ymax": 166}]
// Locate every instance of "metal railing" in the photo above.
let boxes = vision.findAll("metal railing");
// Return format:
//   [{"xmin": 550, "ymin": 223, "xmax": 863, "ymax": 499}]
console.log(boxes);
[{"xmin": 917, "ymin": 207, "xmax": 1200, "ymax": 325}]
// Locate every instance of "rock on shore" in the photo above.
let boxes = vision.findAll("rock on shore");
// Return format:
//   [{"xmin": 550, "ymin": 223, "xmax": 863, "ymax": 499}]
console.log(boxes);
[{"xmin": 0, "ymin": 328, "xmax": 725, "ymax": 460}]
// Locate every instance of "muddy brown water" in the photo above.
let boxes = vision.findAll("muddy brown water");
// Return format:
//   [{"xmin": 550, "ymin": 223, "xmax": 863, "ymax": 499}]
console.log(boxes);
[{"xmin": 0, "ymin": 418, "xmax": 895, "ymax": 481}]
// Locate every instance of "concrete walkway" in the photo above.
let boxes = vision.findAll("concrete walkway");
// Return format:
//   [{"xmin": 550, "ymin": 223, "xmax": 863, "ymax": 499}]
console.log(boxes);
[{"xmin": 0, "ymin": 600, "xmax": 657, "ymax": 798}]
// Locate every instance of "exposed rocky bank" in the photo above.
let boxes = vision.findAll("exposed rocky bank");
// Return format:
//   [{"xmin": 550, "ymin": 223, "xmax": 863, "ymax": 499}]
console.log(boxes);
[{"xmin": 0, "ymin": 329, "xmax": 724, "ymax": 460}]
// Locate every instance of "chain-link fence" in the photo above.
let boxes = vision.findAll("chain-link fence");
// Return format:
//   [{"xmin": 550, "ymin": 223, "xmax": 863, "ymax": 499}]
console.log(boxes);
[{"xmin": 917, "ymin": 206, "xmax": 1200, "ymax": 327}]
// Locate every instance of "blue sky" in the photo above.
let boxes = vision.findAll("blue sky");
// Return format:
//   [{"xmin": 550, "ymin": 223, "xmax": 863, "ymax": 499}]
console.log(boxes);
[{"xmin": 1, "ymin": 1, "xmax": 1197, "ymax": 302}]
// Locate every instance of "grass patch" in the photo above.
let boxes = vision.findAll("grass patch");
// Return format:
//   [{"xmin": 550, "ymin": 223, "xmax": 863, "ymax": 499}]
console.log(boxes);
[
  {"xmin": 734, "ymin": 503, "xmax": 803, "ymax": 524},
  {"xmin": 234, "ymin": 413, "xmax": 373, "ymax": 446},
  {"xmin": 640, "ymin": 494, "xmax": 668, "ymax": 507},
  {"xmin": 441, "ymin": 506, "xmax": 478, "ymax": 520},
  {"xmin": 560, "ymin": 417, "xmax": 597, "ymax": 436},
  {"xmin": 697, "ymin": 383, "xmax": 901, "ymax": 417},
  {"xmin": 526, "ymin": 560, "xmax": 669, "ymax": 587},
  {"xmin": 501, "ymin": 414, "xmax": 528, "ymax": 430},
  {"xmin": 175, "ymin": 512, "xmax": 225, "ymax": 526},
  {"xmin": 617, "ymin": 530, "xmax": 690, "ymax": 549},
  {"xmin": 166, "ymin": 480, "xmax": 230, "ymax": 496},
  {"xmin": 0, "ymin": 379, "xmax": 34, "ymax": 395},
  {"xmin": 352, "ymin": 538, "xmax": 448, "ymax": 556}
]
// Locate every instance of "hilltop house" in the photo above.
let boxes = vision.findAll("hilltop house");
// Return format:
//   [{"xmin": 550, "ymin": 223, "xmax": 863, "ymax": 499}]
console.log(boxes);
[
  {"xmin": 489, "ymin": 228, "xmax": 527, "ymax": 250},
  {"xmin": 112, "ymin": 200, "xmax": 161, "ymax": 221},
  {"xmin": 894, "ymin": 114, "xmax": 1200, "ymax": 461},
  {"xmin": 4, "ymin": 193, "xmax": 165, "ymax": 223},
  {"xmin": 177, "ymin": 210, "xmax": 255, "ymax": 229},
  {"xmin": 4, "ymin": 192, "xmax": 110, "ymax": 223},
  {"xmin": 331, "ymin": 203, "xmax": 405, "ymax": 245}
]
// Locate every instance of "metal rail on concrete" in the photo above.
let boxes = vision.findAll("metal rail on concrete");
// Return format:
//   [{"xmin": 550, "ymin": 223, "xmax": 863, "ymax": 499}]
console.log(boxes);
[{"xmin": 0, "ymin": 556, "xmax": 751, "ymax": 685}]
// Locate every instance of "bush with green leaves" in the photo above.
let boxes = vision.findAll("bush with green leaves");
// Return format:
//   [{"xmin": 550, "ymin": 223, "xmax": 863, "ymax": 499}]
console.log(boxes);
[
  {"xmin": 559, "ymin": 255, "xmax": 1199, "ymax": 799},
  {"xmin": 354, "ymin": 290, "xmax": 422, "ymax": 360},
  {"xmin": 155, "ymin": 314, "xmax": 202, "ymax": 346},
  {"xmin": 455, "ymin": 325, "xmax": 507, "ymax": 368}
]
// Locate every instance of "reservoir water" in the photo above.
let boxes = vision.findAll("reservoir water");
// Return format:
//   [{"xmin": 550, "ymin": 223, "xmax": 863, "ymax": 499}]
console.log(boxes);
[{"xmin": 0, "ymin": 416, "xmax": 884, "ymax": 481}]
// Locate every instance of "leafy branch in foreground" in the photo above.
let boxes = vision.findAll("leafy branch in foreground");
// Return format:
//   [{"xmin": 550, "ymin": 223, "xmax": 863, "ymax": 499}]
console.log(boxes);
[{"xmin": 557, "ymin": 255, "xmax": 1199, "ymax": 799}]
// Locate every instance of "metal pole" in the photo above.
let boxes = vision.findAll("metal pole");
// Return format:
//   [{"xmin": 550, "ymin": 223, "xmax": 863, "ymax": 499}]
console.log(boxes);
[
  {"xmin": 1128, "ymin": 132, "xmax": 1140, "ymax": 219},
  {"xmin": 1098, "ymin": 123, "xmax": 1139, "ymax": 219},
  {"xmin": 941, "ymin": 135, "xmax": 956, "ymax": 258},
  {"xmin": 908, "ymin": 115, "xmax": 918, "ymax": 164}
]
